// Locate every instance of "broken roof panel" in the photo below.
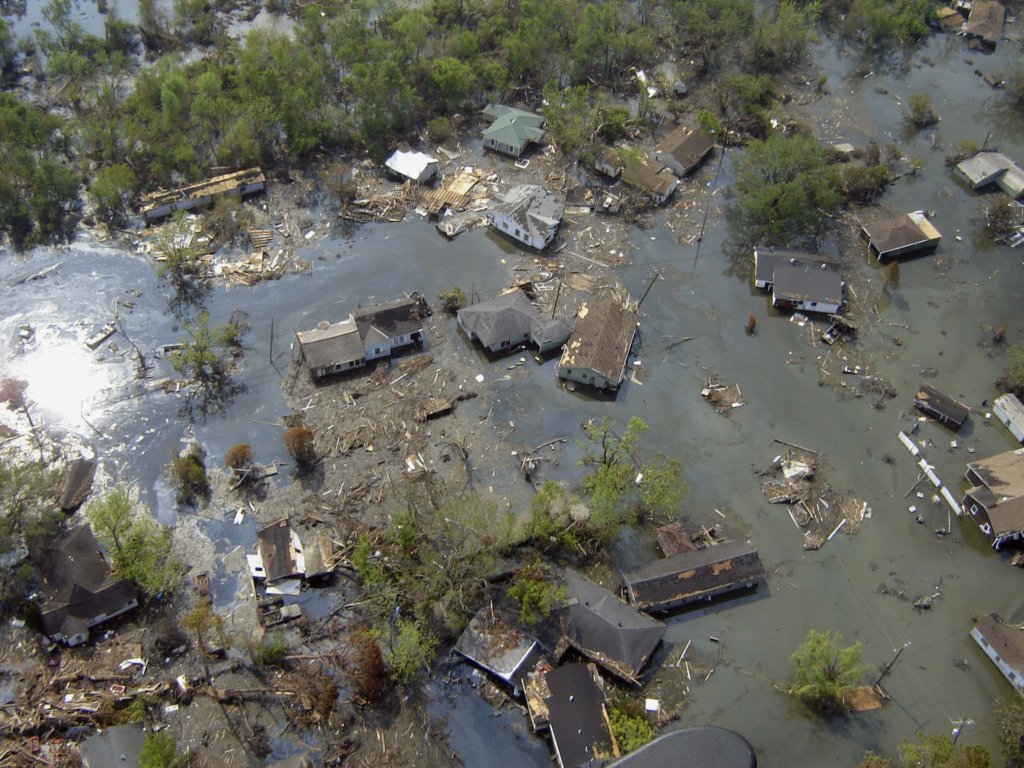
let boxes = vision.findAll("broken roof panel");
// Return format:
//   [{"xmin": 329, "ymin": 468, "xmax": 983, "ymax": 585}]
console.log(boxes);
[
  {"xmin": 558, "ymin": 299, "xmax": 638, "ymax": 387},
  {"xmin": 559, "ymin": 569, "xmax": 665, "ymax": 683},
  {"xmin": 454, "ymin": 609, "xmax": 541, "ymax": 687},
  {"xmin": 257, "ymin": 519, "xmax": 302, "ymax": 583},
  {"xmin": 352, "ymin": 297, "xmax": 426, "ymax": 343},
  {"xmin": 544, "ymin": 664, "xmax": 611, "ymax": 768}
]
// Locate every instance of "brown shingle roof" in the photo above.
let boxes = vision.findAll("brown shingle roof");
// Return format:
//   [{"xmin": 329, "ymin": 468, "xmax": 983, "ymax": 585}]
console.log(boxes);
[{"xmin": 559, "ymin": 299, "xmax": 637, "ymax": 386}]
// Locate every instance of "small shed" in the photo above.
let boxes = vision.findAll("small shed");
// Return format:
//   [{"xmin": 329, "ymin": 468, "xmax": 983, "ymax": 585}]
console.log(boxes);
[
  {"xmin": 913, "ymin": 384, "xmax": 970, "ymax": 430},
  {"xmin": 385, "ymin": 150, "xmax": 439, "ymax": 183},
  {"xmin": 621, "ymin": 540, "xmax": 765, "ymax": 613},
  {"xmin": 994, "ymin": 393, "xmax": 1024, "ymax": 443},
  {"xmin": 966, "ymin": 0, "xmax": 1005, "ymax": 47},
  {"xmin": 861, "ymin": 211, "xmax": 942, "ymax": 260}
]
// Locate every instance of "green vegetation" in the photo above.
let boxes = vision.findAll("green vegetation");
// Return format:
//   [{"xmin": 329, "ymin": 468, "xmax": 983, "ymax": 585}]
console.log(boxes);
[
  {"xmin": 789, "ymin": 629, "xmax": 868, "ymax": 714},
  {"xmin": 184, "ymin": 601, "xmax": 224, "ymax": 656},
  {"xmin": 907, "ymin": 93, "xmax": 939, "ymax": 128},
  {"xmin": 842, "ymin": 163, "xmax": 893, "ymax": 204},
  {"xmin": 171, "ymin": 311, "xmax": 249, "ymax": 416},
  {"xmin": 140, "ymin": 730, "xmax": 181, "ymax": 768},
  {"xmin": 254, "ymin": 633, "xmax": 289, "ymax": 666},
  {"xmin": 995, "ymin": 696, "xmax": 1024, "ymax": 766},
  {"xmin": 0, "ymin": 456, "xmax": 61, "ymax": 611},
  {"xmin": 507, "ymin": 560, "xmax": 567, "ymax": 625},
  {"xmin": 608, "ymin": 697, "xmax": 656, "ymax": 754},
  {"xmin": 997, "ymin": 345, "xmax": 1024, "ymax": 398},
  {"xmin": 732, "ymin": 133, "xmax": 842, "ymax": 245},
  {"xmin": 860, "ymin": 733, "xmax": 991, "ymax": 767},
  {"xmin": 169, "ymin": 447, "xmax": 209, "ymax": 504},
  {"xmin": 376, "ymin": 617, "xmax": 439, "ymax": 684},
  {"xmin": 842, "ymin": 0, "xmax": 936, "ymax": 48},
  {"xmin": 86, "ymin": 487, "xmax": 180, "ymax": 597},
  {"xmin": 438, "ymin": 286, "xmax": 467, "ymax": 314}
]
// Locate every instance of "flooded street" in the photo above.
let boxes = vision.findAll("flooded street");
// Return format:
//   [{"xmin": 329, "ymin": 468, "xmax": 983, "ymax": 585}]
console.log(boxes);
[{"xmin": 2, "ymin": 10, "xmax": 1024, "ymax": 764}]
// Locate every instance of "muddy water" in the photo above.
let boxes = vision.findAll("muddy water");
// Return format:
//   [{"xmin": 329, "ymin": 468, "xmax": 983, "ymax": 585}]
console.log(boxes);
[{"xmin": 2, "ymin": 21, "xmax": 1024, "ymax": 767}]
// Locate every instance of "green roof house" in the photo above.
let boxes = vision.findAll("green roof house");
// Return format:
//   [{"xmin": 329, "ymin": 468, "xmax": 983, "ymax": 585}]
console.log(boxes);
[{"xmin": 482, "ymin": 104, "xmax": 545, "ymax": 158}]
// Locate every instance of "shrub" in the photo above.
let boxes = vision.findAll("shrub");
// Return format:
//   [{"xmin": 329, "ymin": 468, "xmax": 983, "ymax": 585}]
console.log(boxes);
[
  {"xmin": 608, "ymin": 698, "xmax": 655, "ymax": 754},
  {"xmin": 507, "ymin": 561, "xmax": 566, "ymax": 625},
  {"xmin": 907, "ymin": 93, "xmax": 938, "ymax": 128},
  {"xmin": 437, "ymin": 287, "xmax": 466, "ymax": 314},
  {"xmin": 997, "ymin": 345, "xmax": 1024, "ymax": 398},
  {"xmin": 224, "ymin": 443, "xmax": 254, "ymax": 472},
  {"xmin": 140, "ymin": 731, "xmax": 180, "ymax": 768},
  {"xmin": 790, "ymin": 629, "xmax": 867, "ymax": 715},
  {"xmin": 427, "ymin": 116, "xmax": 454, "ymax": 144},
  {"xmin": 284, "ymin": 426, "xmax": 316, "ymax": 464},
  {"xmin": 171, "ymin": 451, "xmax": 208, "ymax": 503}
]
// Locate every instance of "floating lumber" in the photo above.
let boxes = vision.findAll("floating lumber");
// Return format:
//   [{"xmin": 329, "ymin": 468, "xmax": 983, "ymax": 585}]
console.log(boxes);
[{"xmin": 414, "ymin": 392, "xmax": 478, "ymax": 422}]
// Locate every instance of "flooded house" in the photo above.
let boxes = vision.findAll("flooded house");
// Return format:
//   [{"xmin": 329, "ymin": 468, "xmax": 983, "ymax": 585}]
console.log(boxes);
[
  {"xmin": 557, "ymin": 298, "xmax": 638, "ymax": 391},
  {"xmin": 457, "ymin": 289, "xmax": 574, "ymax": 354},
  {"xmin": 655, "ymin": 125, "xmax": 715, "ymax": 177},
  {"xmin": 454, "ymin": 609, "xmax": 543, "ymax": 694},
  {"xmin": 965, "ymin": 0, "xmax": 1005, "ymax": 47},
  {"xmin": 621, "ymin": 540, "xmax": 765, "ymax": 613},
  {"xmin": 78, "ymin": 724, "xmax": 146, "ymax": 768},
  {"xmin": 962, "ymin": 448, "xmax": 1024, "ymax": 548},
  {"xmin": 606, "ymin": 726, "xmax": 758, "ymax": 768},
  {"xmin": 935, "ymin": 6, "xmax": 966, "ymax": 32},
  {"xmin": 595, "ymin": 146, "xmax": 623, "ymax": 178},
  {"xmin": 489, "ymin": 184, "xmax": 564, "ymax": 250},
  {"xmin": 38, "ymin": 525, "xmax": 140, "ymax": 647},
  {"xmin": 994, "ymin": 393, "xmax": 1024, "ymax": 443},
  {"xmin": 384, "ymin": 150, "xmax": 440, "ymax": 184},
  {"xmin": 556, "ymin": 569, "xmax": 666, "ymax": 684},
  {"xmin": 971, "ymin": 613, "xmax": 1024, "ymax": 692},
  {"xmin": 251, "ymin": 518, "xmax": 305, "ymax": 584},
  {"xmin": 753, "ymin": 248, "xmax": 843, "ymax": 314},
  {"xmin": 954, "ymin": 151, "xmax": 1024, "ymax": 199},
  {"xmin": 544, "ymin": 663, "xmax": 612, "ymax": 768},
  {"xmin": 861, "ymin": 211, "xmax": 942, "ymax": 260},
  {"xmin": 296, "ymin": 296, "xmax": 427, "ymax": 380},
  {"xmin": 913, "ymin": 384, "xmax": 970, "ymax": 431},
  {"xmin": 621, "ymin": 159, "xmax": 678, "ymax": 205},
  {"xmin": 139, "ymin": 167, "xmax": 266, "ymax": 223},
  {"xmin": 482, "ymin": 104, "xmax": 545, "ymax": 158}
]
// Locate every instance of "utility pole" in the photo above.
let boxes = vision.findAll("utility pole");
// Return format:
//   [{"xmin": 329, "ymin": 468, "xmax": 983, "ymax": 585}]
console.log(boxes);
[{"xmin": 876, "ymin": 641, "xmax": 911, "ymax": 686}]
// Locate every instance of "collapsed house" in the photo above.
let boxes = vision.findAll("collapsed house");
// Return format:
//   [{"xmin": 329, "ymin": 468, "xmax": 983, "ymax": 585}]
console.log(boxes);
[
  {"xmin": 655, "ymin": 125, "xmax": 715, "ymax": 177},
  {"xmin": 861, "ymin": 211, "xmax": 942, "ymax": 260},
  {"xmin": 57, "ymin": 457, "xmax": 97, "ymax": 511},
  {"xmin": 962, "ymin": 448, "xmax": 1024, "ymax": 548},
  {"xmin": 965, "ymin": 0, "xmax": 1005, "ymax": 47},
  {"xmin": 954, "ymin": 151, "xmax": 1024, "ymax": 199},
  {"xmin": 482, "ymin": 104, "xmax": 545, "ymax": 158},
  {"xmin": 971, "ymin": 612, "xmax": 1024, "ymax": 692},
  {"xmin": 295, "ymin": 296, "xmax": 428, "ymax": 380},
  {"xmin": 457, "ymin": 289, "xmax": 574, "ymax": 354},
  {"xmin": 557, "ymin": 298, "xmax": 638, "ymax": 391},
  {"xmin": 544, "ymin": 663, "xmax": 612, "ymax": 768},
  {"xmin": 38, "ymin": 525, "xmax": 139, "ymax": 647},
  {"xmin": 247, "ymin": 519, "xmax": 335, "ymax": 595},
  {"xmin": 595, "ymin": 147, "xmax": 624, "ymax": 179},
  {"xmin": 913, "ymin": 384, "xmax": 970, "ymax": 431},
  {"xmin": 489, "ymin": 184, "xmax": 564, "ymax": 250},
  {"xmin": 621, "ymin": 540, "xmax": 765, "ymax": 613},
  {"xmin": 139, "ymin": 168, "xmax": 265, "ymax": 223},
  {"xmin": 385, "ymin": 150, "xmax": 440, "ymax": 183},
  {"xmin": 556, "ymin": 569, "xmax": 666, "ymax": 685},
  {"xmin": 454, "ymin": 608, "xmax": 543, "ymax": 695},
  {"xmin": 994, "ymin": 393, "xmax": 1024, "ymax": 443},
  {"xmin": 753, "ymin": 247, "xmax": 844, "ymax": 315}
]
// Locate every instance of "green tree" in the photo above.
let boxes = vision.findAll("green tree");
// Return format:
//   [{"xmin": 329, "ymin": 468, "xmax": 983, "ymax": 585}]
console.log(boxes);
[
  {"xmin": 431, "ymin": 56, "xmax": 476, "ymax": 111},
  {"xmin": 898, "ymin": 733, "xmax": 990, "ymax": 767},
  {"xmin": 0, "ymin": 18, "xmax": 15, "ymax": 78},
  {"xmin": 171, "ymin": 312, "xmax": 247, "ymax": 416},
  {"xmin": 995, "ymin": 696, "xmax": 1024, "ymax": 767},
  {"xmin": 749, "ymin": 0, "xmax": 815, "ymax": 72},
  {"xmin": 789, "ymin": 629, "xmax": 868, "ymax": 714},
  {"xmin": 170, "ymin": 448, "xmax": 208, "ymax": 504},
  {"xmin": 997, "ymin": 345, "xmax": 1024, "ymax": 398},
  {"xmin": 87, "ymin": 488, "xmax": 180, "ymax": 597},
  {"xmin": 89, "ymin": 164, "xmax": 136, "ymax": 225},
  {"xmin": 140, "ymin": 731, "xmax": 180, "ymax": 768},
  {"xmin": 507, "ymin": 560, "xmax": 566, "ymax": 624},
  {"xmin": 732, "ymin": 133, "xmax": 842, "ymax": 245},
  {"xmin": 379, "ymin": 617, "xmax": 438, "ymax": 684},
  {"xmin": 608, "ymin": 698, "xmax": 655, "ymax": 754},
  {"xmin": 672, "ymin": 0, "xmax": 755, "ymax": 72},
  {"xmin": 542, "ymin": 84, "xmax": 597, "ymax": 159},
  {"xmin": 907, "ymin": 93, "xmax": 938, "ymax": 128}
]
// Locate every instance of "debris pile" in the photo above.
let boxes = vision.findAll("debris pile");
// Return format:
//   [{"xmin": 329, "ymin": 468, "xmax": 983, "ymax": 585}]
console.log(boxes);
[{"xmin": 701, "ymin": 373, "xmax": 744, "ymax": 413}]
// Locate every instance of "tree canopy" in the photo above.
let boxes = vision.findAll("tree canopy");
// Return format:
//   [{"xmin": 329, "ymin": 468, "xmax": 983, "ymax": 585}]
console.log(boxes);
[{"xmin": 789, "ymin": 629, "xmax": 867, "ymax": 714}]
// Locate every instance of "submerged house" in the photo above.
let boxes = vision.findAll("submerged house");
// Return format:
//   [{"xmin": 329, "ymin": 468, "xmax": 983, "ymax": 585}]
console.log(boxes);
[
  {"xmin": 296, "ymin": 297, "xmax": 427, "ymax": 380},
  {"xmin": 248, "ymin": 519, "xmax": 334, "ymax": 591},
  {"xmin": 455, "ymin": 609, "xmax": 543, "ymax": 694},
  {"xmin": 457, "ymin": 289, "xmax": 573, "ymax": 354},
  {"xmin": 655, "ymin": 125, "xmax": 715, "ymax": 177},
  {"xmin": 489, "ymin": 184, "xmax": 564, "ymax": 250},
  {"xmin": 963, "ymin": 448, "xmax": 1024, "ymax": 548},
  {"xmin": 913, "ymin": 384, "xmax": 970, "ymax": 431},
  {"xmin": 544, "ymin": 664, "xmax": 612, "ymax": 768},
  {"xmin": 966, "ymin": 0, "xmax": 1005, "ymax": 47},
  {"xmin": 621, "ymin": 540, "xmax": 765, "ymax": 613},
  {"xmin": 557, "ymin": 569, "xmax": 666, "ymax": 684},
  {"xmin": 482, "ymin": 104, "xmax": 545, "ymax": 158},
  {"xmin": 954, "ymin": 151, "xmax": 1024, "ymax": 199},
  {"xmin": 621, "ymin": 160, "xmax": 678, "ymax": 205},
  {"xmin": 753, "ymin": 248, "xmax": 843, "ymax": 314},
  {"xmin": 994, "ymin": 393, "xmax": 1024, "ymax": 443},
  {"xmin": 384, "ymin": 150, "xmax": 439, "ymax": 183},
  {"xmin": 140, "ymin": 168, "xmax": 265, "ymax": 223},
  {"xmin": 862, "ymin": 211, "xmax": 942, "ymax": 260},
  {"xmin": 38, "ymin": 525, "xmax": 139, "ymax": 647},
  {"xmin": 971, "ymin": 613, "xmax": 1024, "ymax": 692},
  {"xmin": 557, "ymin": 298, "xmax": 638, "ymax": 391}
]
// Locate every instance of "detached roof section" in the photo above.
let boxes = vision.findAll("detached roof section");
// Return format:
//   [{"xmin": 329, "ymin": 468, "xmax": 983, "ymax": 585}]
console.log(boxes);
[
  {"xmin": 256, "ymin": 519, "xmax": 304, "ymax": 583},
  {"xmin": 139, "ymin": 168, "xmax": 265, "ymax": 222},
  {"xmin": 558, "ymin": 569, "xmax": 665, "ymax": 684},
  {"xmin": 352, "ymin": 297, "xmax": 427, "ymax": 343},
  {"xmin": 606, "ymin": 726, "xmax": 758, "ymax": 768},
  {"xmin": 913, "ymin": 384, "xmax": 970, "ymax": 430},
  {"xmin": 385, "ymin": 150, "xmax": 439, "ymax": 183},
  {"xmin": 966, "ymin": 0, "xmax": 1005, "ymax": 45},
  {"xmin": 862, "ymin": 211, "xmax": 941, "ymax": 259},
  {"xmin": 454, "ymin": 609, "xmax": 541, "ymax": 689},
  {"xmin": 544, "ymin": 664, "xmax": 611, "ymax": 768}
]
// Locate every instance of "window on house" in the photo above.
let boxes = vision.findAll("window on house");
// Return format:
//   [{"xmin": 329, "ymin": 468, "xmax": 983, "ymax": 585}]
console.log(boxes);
[
  {"xmin": 971, "ymin": 503, "xmax": 979, "ymax": 515},
  {"xmin": 982, "ymin": 523, "xmax": 992, "ymax": 535}
]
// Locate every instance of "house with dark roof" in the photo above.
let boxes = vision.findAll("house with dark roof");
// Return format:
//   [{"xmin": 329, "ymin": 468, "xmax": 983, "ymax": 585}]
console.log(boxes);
[
  {"xmin": 482, "ymin": 104, "xmax": 545, "ymax": 158},
  {"xmin": 544, "ymin": 664, "xmax": 612, "ymax": 768},
  {"xmin": 250, "ymin": 519, "xmax": 304, "ymax": 583},
  {"xmin": 752, "ymin": 248, "xmax": 843, "ymax": 314},
  {"xmin": 454, "ymin": 608, "xmax": 543, "ymax": 694},
  {"xmin": 489, "ymin": 185, "xmax": 564, "ymax": 250},
  {"xmin": 966, "ymin": 0, "xmax": 1005, "ymax": 47},
  {"xmin": 557, "ymin": 299, "xmax": 638, "ymax": 391},
  {"xmin": 296, "ymin": 296, "xmax": 427, "ymax": 380},
  {"xmin": 606, "ymin": 726, "xmax": 758, "ymax": 768},
  {"xmin": 457, "ymin": 290, "xmax": 573, "ymax": 355},
  {"xmin": 962, "ymin": 448, "xmax": 1024, "ymax": 548},
  {"xmin": 861, "ymin": 211, "xmax": 941, "ymax": 260},
  {"xmin": 557, "ymin": 569, "xmax": 665, "ymax": 684},
  {"xmin": 78, "ymin": 724, "xmax": 147, "ymax": 768},
  {"xmin": 994, "ymin": 393, "xmax": 1024, "ymax": 443},
  {"xmin": 595, "ymin": 147, "xmax": 623, "ymax": 179},
  {"xmin": 972, "ymin": 613, "xmax": 1024, "ymax": 692},
  {"xmin": 913, "ymin": 384, "xmax": 970, "ymax": 431},
  {"xmin": 656, "ymin": 125, "xmax": 715, "ymax": 178},
  {"xmin": 621, "ymin": 540, "xmax": 765, "ymax": 613},
  {"xmin": 38, "ymin": 526, "xmax": 139, "ymax": 647}
]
